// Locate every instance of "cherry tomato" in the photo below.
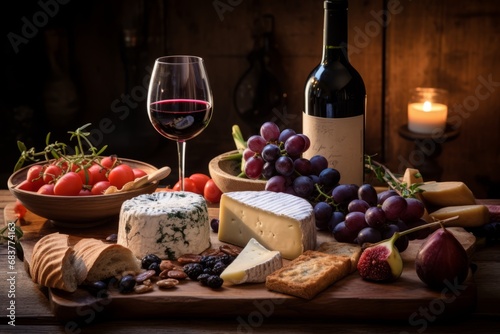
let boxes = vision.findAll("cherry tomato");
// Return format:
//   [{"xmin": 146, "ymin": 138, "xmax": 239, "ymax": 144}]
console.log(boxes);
[
  {"xmin": 37, "ymin": 184, "xmax": 55, "ymax": 195},
  {"xmin": 189, "ymin": 173, "xmax": 211, "ymax": 194},
  {"xmin": 101, "ymin": 155, "xmax": 118, "ymax": 169},
  {"xmin": 76, "ymin": 167, "xmax": 93, "ymax": 185},
  {"xmin": 108, "ymin": 164, "xmax": 135, "ymax": 189},
  {"xmin": 88, "ymin": 164, "xmax": 108, "ymax": 184},
  {"xmin": 54, "ymin": 172, "xmax": 83, "ymax": 196},
  {"xmin": 26, "ymin": 165, "xmax": 45, "ymax": 191},
  {"xmin": 204, "ymin": 179, "xmax": 222, "ymax": 203},
  {"xmin": 14, "ymin": 200, "xmax": 27, "ymax": 219},
  {"xmin": 43, "ymin": 164, "xmax": 62, "ymax": 184},
  {"xmin": 91, "ymin": 181, "xmax": 112, "ymax": 195},
  {"xmin": 173, "ymin": 178, "xmax": 198, "ymax": 193},
  {"xmin": 78, "ymin": 189, "xmax": 92, "ymax": 196},
  {"xmin": 17, "ymin": 180, "xmax": 36, "ymax": 191},
  {"xmin": 133, "ymin": 168, "xmax": 147, "ymax": 179}
]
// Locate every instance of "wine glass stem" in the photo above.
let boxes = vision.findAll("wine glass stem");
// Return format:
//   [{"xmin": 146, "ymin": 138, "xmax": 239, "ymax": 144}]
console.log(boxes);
[{"xmin": 177, "ymin": 140, "xmax": 186, "ymax": 191}]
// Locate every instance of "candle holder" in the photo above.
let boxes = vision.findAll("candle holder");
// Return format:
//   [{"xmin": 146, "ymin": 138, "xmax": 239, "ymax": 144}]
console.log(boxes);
[{"xmin": 407, "ymin": 87, "xmax": 448, "ymax": 134}]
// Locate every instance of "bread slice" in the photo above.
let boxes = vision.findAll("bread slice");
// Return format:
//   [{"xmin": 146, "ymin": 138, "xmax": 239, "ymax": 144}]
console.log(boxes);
[
  {"xmin": 29, "ymin": 233, "xmax": 85, "ymax": 292},
  {"xmin": 317, "ymin": 242, "xmax": 362, "ymax": 273},
  {"xmin": 265, "ymin": 250, "xmax": 351, "ymax": 300},
  {"xmin": 74, "ymin": 238, "xmax": 140, "ymax": 283}
]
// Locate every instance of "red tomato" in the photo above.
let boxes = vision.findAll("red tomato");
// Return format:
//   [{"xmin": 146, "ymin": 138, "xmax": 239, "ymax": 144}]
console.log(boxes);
[
  {"xmin": 88, "ymin": 164, "xmax": 108, "ymax": 184},
  {"xmin": 14, "ymin": 200, "xmax": 27, "ymax": 219},
  {"xmin": 54, "ymin": 172, "xmax": 83, "ymax": 196},
  {"xmin": 17, "ymin": 180, "xmax": 36, "ymax": 191},
  {"xmin": 26, "ymin": 165, "xmax": 45, "ymax": 191},
  {"xmin": 189, "ymin": 173, "xmax": 211, "ymax": 194},
  {"xmin": 42, "ymin": 164, "xmax": 62, "ymax": 184},
  {"xmin": 173, "ymin": 178, "xmax": 199, "ymax": 193},
  {"xmin": 91, "ymin": 181, "xmax": 112, "ymax": 195},
  {"xmin": 204, "ymin": 179, "xmax": 222, "ymax": 203},
  {"xmin": 108, "ymin": 164, "xmax": 135, "ymax": 189},
  {"xmin": 37, "ymin": 184, "xmax": 55, "ymax": 195},
  {"xmin": 76, "ymin": 167, "xmax": 93, "ymax": 185},
  {"xmin": 101, "ymin": 156, "xmax": 118, "ymax": 169},
  {"xmin": 133, "ymin": 168, "xmax": 147, "ymax": 179}
]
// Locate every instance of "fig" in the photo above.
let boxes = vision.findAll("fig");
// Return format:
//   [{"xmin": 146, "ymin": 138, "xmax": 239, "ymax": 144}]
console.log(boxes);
[
  {"xmin": 415, "ymin": 225, "xmax": 469, "ymax": 290},
  {"xmin": 357, "ymin": 232, "xmax": 403, "ymax": 282}
]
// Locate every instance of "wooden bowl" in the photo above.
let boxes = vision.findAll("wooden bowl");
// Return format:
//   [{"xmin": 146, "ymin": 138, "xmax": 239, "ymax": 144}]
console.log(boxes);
[
  {"xmin": 7, "ymin": 159, "xmax": 159, "ymax": 227},
  {"xmin": 208, "ymin": 150, "xmax": 266, "ymax": 193}
]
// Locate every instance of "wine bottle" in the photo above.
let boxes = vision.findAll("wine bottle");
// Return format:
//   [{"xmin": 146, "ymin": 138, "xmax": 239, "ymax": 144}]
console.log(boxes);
[{"xmin": 303, "ymin": 0, "xmax": 366, "ymax": 185}]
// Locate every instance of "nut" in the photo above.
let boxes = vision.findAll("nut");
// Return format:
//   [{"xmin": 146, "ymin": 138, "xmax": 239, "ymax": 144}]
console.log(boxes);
[
  {"xmin": 135, "ymin": 284, "xmax": 153, "ymax": 294},
  {"xmin": 167, "ymin": 270, "xmax": 188, "ymax": 280},
  {"xmin": 220, "ymin": 244, "xmax": 241, "ymax": 257},
  {"xmin": 156, "ymin": 278, "xmax": 179, "ymax": 289},
  {"xmin": 159, "ymin": 269, "xmax": 171, "ymax": 279},
  {"xmin": 135, "ymin": 270, "xmax": 156, "ymax": 283},
  {"xmin": 201, "ymin": 248, "xmax": 224, "ymax": 257},
  {"xmin": 160, "ymin": 260, "xmax": 176, "ymax": 271},
  {"xmin": 177, "ymin": 254, "xmax": 202, "ymax": 264}
]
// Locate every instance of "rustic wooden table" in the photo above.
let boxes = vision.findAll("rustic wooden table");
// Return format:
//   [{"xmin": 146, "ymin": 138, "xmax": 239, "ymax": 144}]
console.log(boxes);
[{"xmin": 1, "ymin": 190, "xmax": 499, "ymax": 333}]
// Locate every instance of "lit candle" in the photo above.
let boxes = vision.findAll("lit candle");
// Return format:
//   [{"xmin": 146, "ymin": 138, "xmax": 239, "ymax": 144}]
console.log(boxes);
[{"xmin": 407, "ymin": 88, "xmax": 448, "ymax": 134}]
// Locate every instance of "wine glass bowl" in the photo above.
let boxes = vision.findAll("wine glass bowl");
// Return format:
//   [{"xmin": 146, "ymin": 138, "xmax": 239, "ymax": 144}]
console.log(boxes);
[{"xmin": 147, "ymin": 56, "xmax": 213, "ymax": 190}]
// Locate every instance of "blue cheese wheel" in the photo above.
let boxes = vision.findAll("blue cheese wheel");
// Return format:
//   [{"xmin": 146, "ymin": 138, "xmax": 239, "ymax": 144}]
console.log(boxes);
[{"xmin": 117, "ymin": 191, "xmax": 210, "ymax": 260}]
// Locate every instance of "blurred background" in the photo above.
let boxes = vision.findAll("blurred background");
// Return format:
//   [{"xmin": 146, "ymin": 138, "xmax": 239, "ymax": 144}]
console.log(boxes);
[{"xmin": 1, "ymin": 0, "xmax": 499, "ymax": 198}]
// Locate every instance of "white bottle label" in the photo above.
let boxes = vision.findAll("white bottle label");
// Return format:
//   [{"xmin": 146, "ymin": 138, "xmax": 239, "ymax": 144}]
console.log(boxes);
[{"xmin": 302, "ymin": 113, "xmax": 364, "ymax": 185}]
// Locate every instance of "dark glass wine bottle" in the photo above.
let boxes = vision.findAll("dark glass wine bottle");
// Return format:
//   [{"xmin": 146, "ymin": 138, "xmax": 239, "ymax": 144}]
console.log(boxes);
[{"xmin": 303, "ymin": 0, "xmax": 366, "ymax": 185}]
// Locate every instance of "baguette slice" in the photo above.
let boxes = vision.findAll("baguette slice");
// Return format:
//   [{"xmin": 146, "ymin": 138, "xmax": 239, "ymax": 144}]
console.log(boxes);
[
  {"xmin": 74, "ymin": 238, "xmax": 140, "ymax": 283},
  {"xmin": 30, "ymin": 233, "xmax": 85, "ymax": 292},
  {"xmin": 316, "ymin": 242, "xmax": 362, "ymax": 273},
  {"xmin": 265, "ymin": 250, "xmax": 350, "ymax": 300}
]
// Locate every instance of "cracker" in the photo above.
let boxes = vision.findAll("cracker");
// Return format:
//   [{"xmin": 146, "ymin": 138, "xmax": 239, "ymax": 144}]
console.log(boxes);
[
  {"xmin": 265, "ymin": 250, "xmax": 350, "ymax": 300},
  {"xmin": 316, "ymin": 242, "xmax": 362, "ymax": 273}
]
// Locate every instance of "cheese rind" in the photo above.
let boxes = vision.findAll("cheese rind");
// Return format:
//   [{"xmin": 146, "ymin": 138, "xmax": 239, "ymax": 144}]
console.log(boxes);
[
  {"xmin": 430, "ymin": 205, "xmax": 490, "ymax": 227},
  {"xmin": 419, "ymin": 182, "xmax": 476, "ymax": 207},
  {"xmin": 218, "ymin": 191, "xmax": 316, "ymax": 260},
  {"xmin": 117, "ymin": 191, "xmax": 210, "ymax": 260},
  {"xmin": 220, "ymin": 238, "xmax": 282, "ymax": 285}
]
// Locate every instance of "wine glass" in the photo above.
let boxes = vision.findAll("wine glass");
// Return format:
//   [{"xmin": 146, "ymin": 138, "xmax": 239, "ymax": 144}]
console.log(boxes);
[{"xmin": 147, "ymin": 55, "xmax": 213, "ymax": 191}]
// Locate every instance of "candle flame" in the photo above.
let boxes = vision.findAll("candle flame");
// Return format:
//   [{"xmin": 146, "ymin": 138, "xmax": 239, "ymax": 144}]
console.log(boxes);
[{"xmin": 423, "ymin": 101, "xmax": 432, "ymax": 112}]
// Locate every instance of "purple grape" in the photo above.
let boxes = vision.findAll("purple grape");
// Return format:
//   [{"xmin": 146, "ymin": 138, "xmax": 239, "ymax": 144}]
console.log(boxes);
[
  {"xmin": 293, "ymin": 175, "xmax": 315, "ymax": 198},
  {"xmin": 260, "ymin": 121, "xmax": 280, "ymax": 142},
  {"xmin": 400, "ymin": 197, "xmax": 425, "ymax": 222},
  {"xmin": 278, "ymin": 128, "xmax": 296, "ymax": 144},
  {"xmin": 247, "ymin": 135, "xmax": 266, "ymax": 154},
  {"xmin": 275, "ymin": 156, "xmax": 294, "ymax": 176},
  {"xmin": 261, "ymin": 161, "xmax": 275, "ymax": 179},
  {"xmin": 328, "ymin": 211, "xmax": 345, "ymax": 233},
  {"xmin": 318, "ymin": 168, "xmax": 341, "ymax": 188},
  {"xmin": 261, "ymin": 144, "xmax": 281, "ymax": 163},
  {"xmin": 365, "ymin": 206, "xmax": 386, "ymax": 228},
  {"xmin": 377, "ymin": 189, "xmax": 399, "ymax": 205},
  {"xmin": 358, "ymin": 183, "xmax": 378, "ymax": 206},
  {"xmin": 298, "ymin": 134, "xmax": 310, "ymax": 152},
  {"xmin": 244, "ymin": 156, "xmax": 264, "ymax": 179},
  {"xmin": 347, "ymin": 199, "xmax": 370, "ymax": 213},
  {"xmin": 314, "ymin": 202, "xmax": 333, "ymax": 229},
  {"xmin": 310, "ymin": 155, "xmax": 328, "ymax": 175},
  {"xmin": 333, "ymin": 221, "xmax": 357, "ymax": 243},
  {"xmin": 265, "ymin": 175, "xmax": 287, "ymax": 192},
  {"xmin": 284, "ymin": 134, "xmax": 307, "ymax": 156},
  {"xmin": 405, "ymin": 218, "xmax": 431, "ymax": 240},
  {"xmin": 381, "ymin": 195, "xmax": 408, "ymax": 221},
  {"xmin": 243, "ymin": 148, "xmax": 255, "ymax": 161},
  {"xmin": 344, "ymin": 211, "xmax": 368, "ymax": 233},
  {"xmin": 381, "ymin": 224, "xmax": 409, "ymax": 252},
  {"xmin": 293, "ymin": 158, "xmax": 312, "ymax": 176},
  {"xmin": 309, "ymin": 174, "xmax": 320, "ymax": 184},
  {"xmin": 332, "ymin": 184, "xmax": 359, "ymax": 206},
  {"xmin": 356, "ymin": 227, "xmax": 382, "ymax": 246}
]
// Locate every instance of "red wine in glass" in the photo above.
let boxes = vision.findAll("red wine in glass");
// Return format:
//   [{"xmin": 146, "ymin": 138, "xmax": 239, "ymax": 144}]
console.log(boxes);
[{"xmin": 149, "ymin": 99, "xmax": 213, "ymax": 141}]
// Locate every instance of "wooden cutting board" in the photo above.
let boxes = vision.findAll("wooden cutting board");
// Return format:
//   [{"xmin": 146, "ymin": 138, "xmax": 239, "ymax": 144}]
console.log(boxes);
[{"xmin": 4, "ymin": 202, "xmax": 477, "ymax": 323}]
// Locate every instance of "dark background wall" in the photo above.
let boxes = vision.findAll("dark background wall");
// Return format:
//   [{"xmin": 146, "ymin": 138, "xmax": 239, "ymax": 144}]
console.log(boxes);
[{"xmin": 2, "ymin": 0, "xmax": 499, "ymax": 198}]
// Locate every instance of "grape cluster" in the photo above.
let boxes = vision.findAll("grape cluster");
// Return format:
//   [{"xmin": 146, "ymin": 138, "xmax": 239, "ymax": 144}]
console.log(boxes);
[
  {"xmin": 243, "ymin": 122, "xmax": 338, "ymax": 198},
  {"xmin": 324, "ymin": 184, "xmax": 430, "ymax": 252}
]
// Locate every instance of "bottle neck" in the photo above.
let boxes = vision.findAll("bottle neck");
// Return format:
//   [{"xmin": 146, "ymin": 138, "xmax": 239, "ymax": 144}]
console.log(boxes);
[{"xmin": 322, "ymin": 0, "xmax": 349, "ymax": 64}]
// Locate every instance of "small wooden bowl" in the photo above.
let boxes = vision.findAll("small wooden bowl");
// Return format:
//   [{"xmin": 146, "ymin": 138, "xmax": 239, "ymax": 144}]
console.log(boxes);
[
  {"xmin": 208, "ymin": 150, "xmax": 266, "ymax": 193},
  {"xmin": 7, "ymin": 159, "xmax": 159, "ymax": 227}
]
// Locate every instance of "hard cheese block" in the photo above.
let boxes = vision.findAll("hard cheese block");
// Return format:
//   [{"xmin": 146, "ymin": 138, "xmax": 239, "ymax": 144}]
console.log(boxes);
[
  {"xmin": 218, "ymin": 191, "xmax": 316, "ymax": 260},
  {"xmin": 117, "ymin": 191, "xmax": 210, "ymax": 260},
  {"xmin": 419, "ymin": 181, "xmax": 476, "ymax": 207},
  {"xmin": 220, "ymin": 238, "xmax": 282, "ymax": 285},
  {"xmin": 430, "ymin": 205, "xmax": 490, "ymax": 227}
]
